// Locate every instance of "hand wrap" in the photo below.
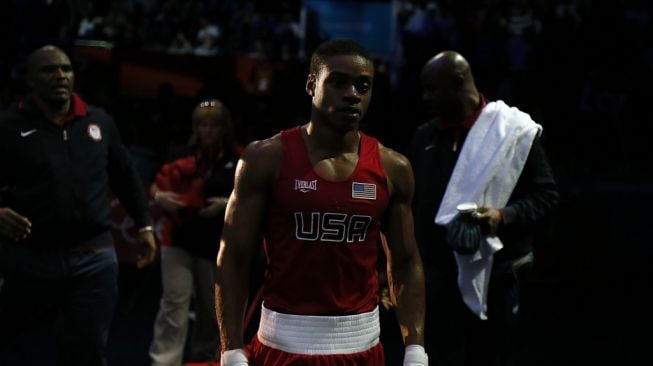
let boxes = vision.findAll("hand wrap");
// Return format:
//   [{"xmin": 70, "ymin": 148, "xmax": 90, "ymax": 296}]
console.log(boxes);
[
  {"xmin": 404, "ymin": 344, "xmax": 428, "ymax": 366},
  {"xmin": 221, "ymin": 348, "xmax": 248, "ymax": 366}
]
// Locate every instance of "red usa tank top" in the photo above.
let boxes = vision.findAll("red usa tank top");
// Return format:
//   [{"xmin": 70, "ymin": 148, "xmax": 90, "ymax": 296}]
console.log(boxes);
[{"xmin": 262, "ymin": 126, "xmax": 390, "ymax": 315}]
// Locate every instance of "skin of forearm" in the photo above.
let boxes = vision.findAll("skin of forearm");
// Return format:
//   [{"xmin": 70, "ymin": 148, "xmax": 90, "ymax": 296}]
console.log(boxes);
[
  {"xmin": 388, "ymin": 255, "xmax": 426, "ymax": 346},
  {"xmin": 215, "ymin": 254, "xmax": 250, "ymax": 351}
]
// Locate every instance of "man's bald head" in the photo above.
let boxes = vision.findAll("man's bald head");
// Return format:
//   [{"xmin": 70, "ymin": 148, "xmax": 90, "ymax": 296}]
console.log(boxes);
[
  {"xmin": 26, "ymin": 45, "xmax": 74, "ymax": 108},
  {"xmin": 420, "ymin": 50, "xmax": 479, "ymax": 122},
  {"xmin": 27, "ymin": 45, "xmax": 70, "ymax": 75},
  {"xmin": 421, "ymin": 51, "xmax": 472, "ymax": 83}
]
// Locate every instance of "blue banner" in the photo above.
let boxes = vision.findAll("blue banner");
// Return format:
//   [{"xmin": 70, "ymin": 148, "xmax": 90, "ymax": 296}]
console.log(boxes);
[{"xmin": 303, "ymin": 0, "xmax": 395, "ymax": 58}]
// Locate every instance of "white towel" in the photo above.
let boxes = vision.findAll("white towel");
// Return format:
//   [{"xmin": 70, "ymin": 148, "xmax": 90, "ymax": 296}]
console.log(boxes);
[{"xmin": 434, "ymin": 100, "xmax": 541, "ymax": 320}]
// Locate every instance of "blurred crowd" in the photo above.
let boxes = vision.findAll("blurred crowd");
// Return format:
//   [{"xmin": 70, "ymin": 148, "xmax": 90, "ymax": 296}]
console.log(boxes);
[
  {"xmin": 1, "ymin": 0, "xmax": 651, "ymax": 183},
  {"xmin": 3, "ymin": 0, "xmax": 301, "ymax": 57}
]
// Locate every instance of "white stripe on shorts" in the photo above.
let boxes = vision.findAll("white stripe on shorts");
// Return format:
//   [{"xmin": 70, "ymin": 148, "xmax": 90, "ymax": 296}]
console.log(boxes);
[{"xmin": 256, "ymin": 304, "xmax": 380, "ymax": 355}]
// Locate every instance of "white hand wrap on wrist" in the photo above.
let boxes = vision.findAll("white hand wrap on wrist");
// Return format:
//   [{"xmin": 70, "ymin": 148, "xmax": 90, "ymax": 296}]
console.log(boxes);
[
  {"xmin": 221, "ymin": 348, "xmax": 248, "ymax": 366},
  {"xmin": 404, "ymin": 344, "xmax": 428, "ymax": 366}
]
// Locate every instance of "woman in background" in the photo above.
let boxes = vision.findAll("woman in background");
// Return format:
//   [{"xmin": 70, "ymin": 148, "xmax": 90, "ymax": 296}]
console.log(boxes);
[{"xmin": 149, "ymin": 99, "xmax": 238, "ymax": 366}]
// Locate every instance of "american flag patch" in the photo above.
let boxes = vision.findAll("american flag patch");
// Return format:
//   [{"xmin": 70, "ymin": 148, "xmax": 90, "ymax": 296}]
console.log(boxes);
[{"xmin": 352, "ymin": 182, "xmax": 376, "ymax": 200}]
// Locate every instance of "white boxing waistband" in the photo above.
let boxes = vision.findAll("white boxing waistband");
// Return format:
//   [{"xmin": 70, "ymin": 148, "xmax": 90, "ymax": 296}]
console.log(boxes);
[{"xmin": 256, "ymin": 304, "xmax": 380, "ymax": 355}]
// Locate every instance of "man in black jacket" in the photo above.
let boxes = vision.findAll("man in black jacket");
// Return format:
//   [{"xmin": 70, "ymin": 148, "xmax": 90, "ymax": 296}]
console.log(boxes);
[
  {"xmin": 0, "ymin": 45, "xmax": 156, "ymax": 365},
  {"xmin": 405, "ymin": 51, "xmax": 559, "ymax": 366}
]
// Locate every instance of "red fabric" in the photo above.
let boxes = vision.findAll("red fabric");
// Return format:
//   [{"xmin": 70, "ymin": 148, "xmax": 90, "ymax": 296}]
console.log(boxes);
[
  {"xmin": 154, "ymin": 156, "xmax": 205, "ymax": 246},
  {"xmin": 249, "ymin": 335, "xmax": 385, "ymax": 366},
  {"xmin": 63, "ymin": 92, "xmax": 88, "ymax": 121},
  {"xmin": 18, "ymin": 92, "xmax": 87, "ymax": 121},
  {"xmin": 436, "ymin": 94, "xmax": 487, "ymax": 130},
  {"xmin": 262, "ymin": 126, "xmax": 389, "ymax": 315}
]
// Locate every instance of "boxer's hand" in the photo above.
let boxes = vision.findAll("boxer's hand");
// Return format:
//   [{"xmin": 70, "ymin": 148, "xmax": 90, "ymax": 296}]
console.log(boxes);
[
  {"xmin": 404, "ymin": 344, "xmax": 428, "ymax": 366},
  {"xmin": 221, "ymin": 348, "xmax": 248, "ymax": 366}
]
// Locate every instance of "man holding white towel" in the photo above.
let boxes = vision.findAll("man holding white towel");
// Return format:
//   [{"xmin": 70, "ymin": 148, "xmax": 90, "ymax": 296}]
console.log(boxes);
[{"xmin": 405, "ymin": 51, "xmax": 558, "ymax": 366}]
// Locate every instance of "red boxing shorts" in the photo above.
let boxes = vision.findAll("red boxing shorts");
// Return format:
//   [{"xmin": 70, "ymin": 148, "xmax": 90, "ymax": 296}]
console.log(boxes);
[
  {"xmin": 249, "ymin": 335, "xmax": 384, "ymax": 365},
  {"xmin": 249, "ymin": 304, "xmax": 385, "ymax": 365}
]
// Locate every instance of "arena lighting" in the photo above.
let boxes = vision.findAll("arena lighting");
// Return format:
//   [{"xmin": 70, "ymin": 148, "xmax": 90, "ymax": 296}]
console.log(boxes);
[{"xmin": 74, "ymin": 39, "xmax": 114, "ymax": 49}]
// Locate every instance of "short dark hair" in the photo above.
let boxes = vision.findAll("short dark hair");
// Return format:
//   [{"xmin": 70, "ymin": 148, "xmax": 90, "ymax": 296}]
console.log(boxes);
[{"xmin": 309, "ymin": 39, "xmax": 373, "ymax": 74}]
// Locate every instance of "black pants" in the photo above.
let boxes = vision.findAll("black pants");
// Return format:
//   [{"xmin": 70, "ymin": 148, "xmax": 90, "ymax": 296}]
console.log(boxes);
[
  {"xmin": 0, "ymin": 243, "xmax": 118, "ymax": 366},
  {"xmin": 423, "ymin": 263, "xmax": 520, "ymax": 366}
]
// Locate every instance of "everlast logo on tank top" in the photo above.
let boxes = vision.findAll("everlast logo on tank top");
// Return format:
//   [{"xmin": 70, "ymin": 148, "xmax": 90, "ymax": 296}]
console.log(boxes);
[
  {"xmin": 294, "ymin": 179, "xmax": 317, "ymax": 193},
  {"xmin": 294, "ymin": 212, "xmax": 372, "ymax": 243}
]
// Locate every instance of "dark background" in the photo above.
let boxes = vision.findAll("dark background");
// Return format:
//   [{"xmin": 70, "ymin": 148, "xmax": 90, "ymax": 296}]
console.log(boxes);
[{"xmin": 1, "ymin": 0, "xmax": 652, "ymax": 365}]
